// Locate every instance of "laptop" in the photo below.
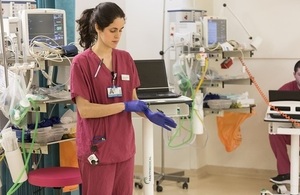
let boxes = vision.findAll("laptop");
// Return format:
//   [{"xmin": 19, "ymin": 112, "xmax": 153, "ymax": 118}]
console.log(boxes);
[
  {"xmin": 269, "ymin": 90, "xmax": 300, "ymax": 102},
  {"xmin": 134, "ymin": 59, "xmax": 181, "ymax": 99},
  {"xmin": 268, "ymin": 90, "xmax": 300, "ymax": 119}
]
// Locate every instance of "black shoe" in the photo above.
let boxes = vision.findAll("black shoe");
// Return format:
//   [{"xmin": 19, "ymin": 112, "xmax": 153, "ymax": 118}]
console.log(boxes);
[{"xmin": 270, "ymin": 174, "xmax": 290, "ymax": 184}]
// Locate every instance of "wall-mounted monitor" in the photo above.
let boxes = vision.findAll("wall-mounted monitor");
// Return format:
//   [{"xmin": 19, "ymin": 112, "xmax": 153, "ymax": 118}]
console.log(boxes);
[
  {"xmin": 19, "ymin": 8, "xmax": 67, "ymax": 56},
  {"xmin": 202, "ymin": 16, "xmax": 227, "ymax": 48}
]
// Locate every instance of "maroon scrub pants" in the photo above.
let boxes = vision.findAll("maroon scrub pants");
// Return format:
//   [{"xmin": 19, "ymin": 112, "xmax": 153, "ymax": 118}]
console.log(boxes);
[
  {"xmin": 78, "ymin": 156, "xmax": 134, "ymax": 195},
  {"xmin": 269, "ymin": 134, "xmax": 292, "ymax": 175}
]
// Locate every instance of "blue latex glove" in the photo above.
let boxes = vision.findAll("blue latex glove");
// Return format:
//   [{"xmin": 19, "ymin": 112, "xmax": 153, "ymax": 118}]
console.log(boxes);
[
  {"xmin": 144, "ymin": 108, "xmax": 177, "ymax": 131},
  {"xmin": 124, "ymin": 100, "xmax": 148, "ymax": 112}
]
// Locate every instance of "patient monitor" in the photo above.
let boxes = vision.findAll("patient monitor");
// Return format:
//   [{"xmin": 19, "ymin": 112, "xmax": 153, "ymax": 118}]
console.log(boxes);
[
  {"xmin": 19, "ymin": 8, "xmax": 67, "ymax": 57},
  {"xmin": 202, "ymin": 16, "xmax": 227, "ymax": 48}
]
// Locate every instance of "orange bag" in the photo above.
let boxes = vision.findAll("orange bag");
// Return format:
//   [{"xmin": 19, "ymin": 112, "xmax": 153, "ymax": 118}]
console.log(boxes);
[
  {"xmin": 216, "ymin": 111, "xmax": 253, "ymax": 152},
  {"xmin": 59, "ymin": 140, "xmax": 79, "ymax": 192}
]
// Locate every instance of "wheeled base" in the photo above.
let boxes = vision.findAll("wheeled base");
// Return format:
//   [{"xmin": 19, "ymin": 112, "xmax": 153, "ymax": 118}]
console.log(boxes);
[
  {"xmin": 134, "ymin": 175, "xmax": 143, "ymax": 190},
  {"xmin": 271, "ymin": 183, "xmax": 289, "ymax": 194},
  {"xmin": 155, "ymin": 171, "xmax": 189, "ymax": 192},
  {"xmin": 260, "ymin": 183, "xmax": 290, "ymax": 195}
]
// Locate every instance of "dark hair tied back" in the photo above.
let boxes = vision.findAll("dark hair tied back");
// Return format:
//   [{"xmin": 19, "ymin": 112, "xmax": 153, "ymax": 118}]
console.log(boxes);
[{"xmin": 76, "ymin": 2, "xmax": 125, "ymax": 50}]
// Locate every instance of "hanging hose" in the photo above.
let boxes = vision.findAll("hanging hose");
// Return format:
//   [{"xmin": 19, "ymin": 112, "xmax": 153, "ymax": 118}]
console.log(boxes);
[
  {"xmin": 6, "ymin": 99, "xmax": 39, "ymax": 195},
  {"xmin": 193, "ymin": 57, "xmax": 209, "ymax": 98},
  {"xmin": 167, "ymin": 57, "xmax": 209, "ymax": 148},
  {"xmin": 167, "ymin": 115, "xmax": 196, "ymax": 149}
]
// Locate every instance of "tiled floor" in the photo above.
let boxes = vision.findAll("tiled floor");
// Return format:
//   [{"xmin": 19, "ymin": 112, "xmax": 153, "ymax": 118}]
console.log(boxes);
[{"xmin": 133, "ymin": 173, "xmax": 279, "ymax": 195}]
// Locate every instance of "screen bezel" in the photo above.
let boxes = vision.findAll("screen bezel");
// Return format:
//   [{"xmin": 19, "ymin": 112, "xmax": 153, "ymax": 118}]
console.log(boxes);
[
  {"xmin": 269, "ymin": 90, "xmax": 300, "ymax": 102},
  {"xmin": 202, "ymin": 16, "xmax": 227, "ymax": 48},
  {"xmin": 19, "ymin": 8, "xmax": 67, "ymax": 57},
  {"xmin": 134, "ymin": 59, "xmax": 169, "ymax": 92}
]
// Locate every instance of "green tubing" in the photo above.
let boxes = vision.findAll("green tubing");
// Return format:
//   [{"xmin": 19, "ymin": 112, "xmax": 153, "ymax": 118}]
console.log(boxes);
[{"xmin": 7, "ymin": 100, "xmax": 38, "ymax": 195}]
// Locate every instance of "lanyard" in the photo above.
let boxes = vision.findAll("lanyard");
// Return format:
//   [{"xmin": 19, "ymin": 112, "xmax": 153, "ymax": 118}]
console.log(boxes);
[
  {"xmin": 111, "ymin": 71, "xmax": 117, "ymax": 87},
  {"xmin": 94, "ymin": 58, "xmax": 117, "ymax": 86}
]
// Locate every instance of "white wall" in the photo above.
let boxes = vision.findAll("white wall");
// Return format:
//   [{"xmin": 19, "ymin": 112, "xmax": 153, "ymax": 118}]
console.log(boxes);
[
  {"xmin": 214, "ymin": 0, "xmax": 300, "ymax": 59},
  {"xmin": 125, "ymin": 0, "xmax": 164, "ymax": 60},
  {"xmin": 75, "ymin": 0, "xmax": 300, "ymax": 172}
]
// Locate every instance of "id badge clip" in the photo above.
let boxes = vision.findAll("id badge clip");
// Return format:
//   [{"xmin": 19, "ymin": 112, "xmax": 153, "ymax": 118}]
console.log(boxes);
[
  {"xmin": 108, "ymin": 72, "xmax": 122, "ymax": 98},
  {"xmin": 107, "ymin": 86, "xmax": 122, "ymax": 98}
]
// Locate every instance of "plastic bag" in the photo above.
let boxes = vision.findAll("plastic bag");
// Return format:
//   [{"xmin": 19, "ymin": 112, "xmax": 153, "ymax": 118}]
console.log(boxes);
[
  {"xmin": 0, "ymin": 72, "xmax": 30, "ymax": 128},
  {"xmin": 216, "ymin": 111, "xmax": 253, "ymax": 152},
  {"xmin": 172, "ymin": 56, "xmax": 200, "ymax": 95}
]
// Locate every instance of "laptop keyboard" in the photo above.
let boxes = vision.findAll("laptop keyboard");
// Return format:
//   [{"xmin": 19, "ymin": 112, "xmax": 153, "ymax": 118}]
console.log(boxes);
[{"xmin": 137, "ymin": 92, "xmax": 181, "ymax": 99}]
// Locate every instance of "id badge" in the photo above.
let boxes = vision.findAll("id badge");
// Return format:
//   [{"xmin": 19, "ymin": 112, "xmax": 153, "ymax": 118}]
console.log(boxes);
[{"xmin": 107, "ymin": 86, "xmax": 122, "ymax": 98}]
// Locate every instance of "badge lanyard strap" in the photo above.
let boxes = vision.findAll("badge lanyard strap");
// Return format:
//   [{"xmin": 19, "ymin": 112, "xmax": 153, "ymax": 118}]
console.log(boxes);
[
  {"xmin": 111, "ymin": 59, "xmax": 118, "ymax": 87},
  {"xmin": 111, "ymin": 71, "xmax": 117, "ymax": 87}
]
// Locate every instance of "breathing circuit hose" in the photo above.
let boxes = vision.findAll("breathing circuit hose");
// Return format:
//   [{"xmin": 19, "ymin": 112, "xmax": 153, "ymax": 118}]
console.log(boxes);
[
  {"xmin": 167, "ymin": 58, "xmax": 209, "ymax": 148},
  {"xmin": 6, "ymin": 99, "xmax": 38, "ymax": 195}
]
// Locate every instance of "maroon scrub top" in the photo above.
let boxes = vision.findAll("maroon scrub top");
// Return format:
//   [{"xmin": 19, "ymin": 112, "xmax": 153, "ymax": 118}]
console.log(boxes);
[
  {"xmin": 70, "ymin": 48, "xmax": 140, "ymax": 164},
  {"xmin": 279, "ymin": 80, "xmax": 300, "ymax": 91}
]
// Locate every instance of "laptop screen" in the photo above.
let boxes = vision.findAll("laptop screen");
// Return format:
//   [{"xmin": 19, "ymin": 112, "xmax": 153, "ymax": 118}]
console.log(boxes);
[
  {"xmin": 134, "ymin": 59, "xmax": 169, "ymax": 92},
  {"xmin": 269, "ymin": 90, "xmax": 300, "ymax": 102}
]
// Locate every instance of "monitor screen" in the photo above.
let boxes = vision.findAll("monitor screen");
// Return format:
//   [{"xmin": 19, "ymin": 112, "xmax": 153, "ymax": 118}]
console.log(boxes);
[
  {"xmin": 202, "ymin": 16, "xmax": 227, "ymax": 47},
  {"xmin": 19, "ymin": 9, "xmax": 67, "ymax": 56},
  {"xmin": 134, "ymin": 59, "xmax": 169, "ymax": 91},
  {"xmin": 269, "ymin": 90, "xmax": 300, "ymax": 102}
]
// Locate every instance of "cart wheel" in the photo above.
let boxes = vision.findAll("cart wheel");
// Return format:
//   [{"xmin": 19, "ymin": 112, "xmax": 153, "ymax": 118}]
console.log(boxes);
[
  {"xmin": 182, "ymin": 182, "xmax": 188, "ymax": 189},
  {"xmin": 272, "ymin": 184, "xmax": 278, "ymax": 191},
  {"xmin": 135, "ymin": 182, "xmax": 143, "ymax": 189},
  {"xmin": 138, "ymin": 183, "xmax": 143, "ymax": 189},
  {"xmin": 277, "ymin": 188, "xmax": 281, "ymax": 194},
  {"xmin": 156, "ymin": 185, "xmax": 163, "ymax": 192}
]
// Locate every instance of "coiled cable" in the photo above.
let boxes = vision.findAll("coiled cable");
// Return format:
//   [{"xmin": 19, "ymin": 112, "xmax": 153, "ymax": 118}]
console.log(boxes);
[{"xmin": 238, "ymin": 56, "xmax": 300, "ymax": 127}]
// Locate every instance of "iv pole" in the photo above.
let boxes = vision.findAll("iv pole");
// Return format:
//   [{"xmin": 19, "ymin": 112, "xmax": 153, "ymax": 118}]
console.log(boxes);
[
  {"xmin": 159, "ymin": 0, "xmax": 166, "ymax": 58},
  {"xmin": 155, "ymin": 0, "xmax": 189, "ymax": 192},
  {"xmin": 156, "ymin": 0, "xmax": 169, "ymax": 190},
  {"xmin": 0, "ymin": 1, "xmax": 9, "ymax": 88},
  {"xmin": 157, "ymin": 0, "xmax": 167, "ymax": 191}
]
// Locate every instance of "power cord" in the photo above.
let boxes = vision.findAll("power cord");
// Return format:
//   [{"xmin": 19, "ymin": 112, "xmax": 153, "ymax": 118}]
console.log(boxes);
[
  {"xmin": 28, "ymin": 35, "xmax": 72, "ymax": 87},
  {"xmin": 238, "ymin": 55, "xmax": 300, "ymax": 127},
  {"xmin": 32, "ymin": 41, "xmax": 64, "ymax": 55}
]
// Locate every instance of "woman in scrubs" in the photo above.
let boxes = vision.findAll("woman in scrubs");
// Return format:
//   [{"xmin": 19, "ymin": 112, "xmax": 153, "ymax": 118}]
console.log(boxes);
[{"xmin": 70, "ymin": 2, "xmax": 176, "ymax": 195}]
